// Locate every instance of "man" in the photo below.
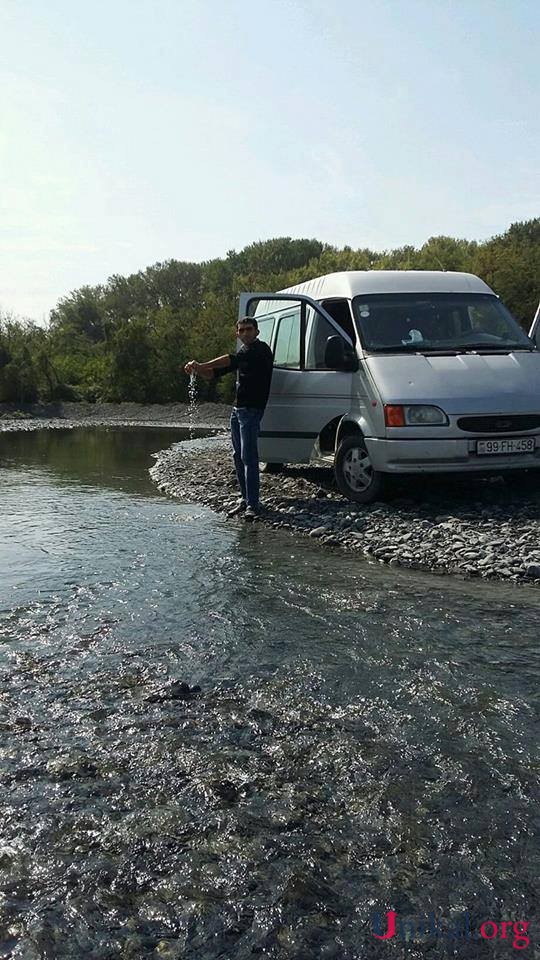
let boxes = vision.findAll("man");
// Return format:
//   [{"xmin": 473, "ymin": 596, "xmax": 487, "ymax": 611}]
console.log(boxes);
[{"xmin": 184, "ymin": 317, "xmax": 274, "ymax": 520}]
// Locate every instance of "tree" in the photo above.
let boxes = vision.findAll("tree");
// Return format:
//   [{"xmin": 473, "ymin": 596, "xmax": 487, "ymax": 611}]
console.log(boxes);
[
  {"xmin": 2, "ymin": 220, "xmax": 537, "ymax": 405},
  {"xmin": 107, "ymin": 317, "xmax": 153, "ymax": 402}
]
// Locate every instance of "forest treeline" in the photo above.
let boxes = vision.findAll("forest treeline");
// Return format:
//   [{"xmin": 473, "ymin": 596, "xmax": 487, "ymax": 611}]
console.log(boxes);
[{"xmin": 1, "ymin": 218, "xmax": 539, "ymax": 405}]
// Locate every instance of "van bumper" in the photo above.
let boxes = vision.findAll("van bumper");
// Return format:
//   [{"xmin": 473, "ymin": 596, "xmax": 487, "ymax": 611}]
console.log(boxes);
[{"xmin": 365, "ymin": 437, "xmax": 540, "ymax": 474}]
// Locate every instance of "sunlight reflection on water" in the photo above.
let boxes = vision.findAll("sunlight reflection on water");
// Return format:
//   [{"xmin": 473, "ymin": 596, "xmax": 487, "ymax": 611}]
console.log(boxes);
[{"xmin": 0, "ymin": 427, "xmax": 538, "ymax": 959}]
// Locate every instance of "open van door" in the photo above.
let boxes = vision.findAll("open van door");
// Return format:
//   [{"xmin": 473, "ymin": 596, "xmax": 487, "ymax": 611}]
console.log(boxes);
[
  {"xmin": 239, "ymin": 292, "xmax": 358, "ymax": 464},
  {"xmin": 530, "ymin": 301, "xmax": 540, "ymax": 350}
]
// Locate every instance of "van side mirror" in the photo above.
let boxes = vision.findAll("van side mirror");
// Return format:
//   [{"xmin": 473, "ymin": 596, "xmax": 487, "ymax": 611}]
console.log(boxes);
[{"xmin": 324, "ymin": 336, "xmax": 359, "ymax": 371}]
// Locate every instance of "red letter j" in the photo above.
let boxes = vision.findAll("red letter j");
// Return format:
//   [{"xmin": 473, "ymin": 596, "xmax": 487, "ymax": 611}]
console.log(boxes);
[{"xmin": 372, "ymin": 911, "xmax": 397, "ymax": 940}]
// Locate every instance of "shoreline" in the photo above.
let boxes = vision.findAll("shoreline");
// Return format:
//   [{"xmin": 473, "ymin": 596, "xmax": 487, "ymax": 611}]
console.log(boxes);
[
  {"xmin": 0, "ymin": 400, "xmax": 230, "ymax": 433},
  {"xmin": 2, "ymin": 402, "xmax": 540, "ymax": 585},
  {"xmin": 151, "ymin": 440, "xmax": 540, "ymax": 587}
]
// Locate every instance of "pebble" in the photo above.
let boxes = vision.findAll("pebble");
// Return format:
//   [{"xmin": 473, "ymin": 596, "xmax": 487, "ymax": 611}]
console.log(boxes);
[
  {"xmin": 145, "ymin": 439, "xmax": 540, "ymax": 587},
  {"xmin": 210, "ymin": 779, "xmax": 240, "ymax": 802},
  {"xmin": 146, "ymin": 681, "xmax": 200, "ymax": 703}
]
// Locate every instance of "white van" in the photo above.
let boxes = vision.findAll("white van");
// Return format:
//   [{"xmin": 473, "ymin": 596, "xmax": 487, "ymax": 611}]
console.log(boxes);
[{"xmin": 239, "ymin": 271, "xmax": 540, "ymax": 503}]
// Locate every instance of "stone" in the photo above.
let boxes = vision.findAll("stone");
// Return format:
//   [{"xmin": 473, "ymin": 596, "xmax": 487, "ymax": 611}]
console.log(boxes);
[
  {"xmin": 146, "ymin": 681, "xmax": 200, "ymax": 703},
  {"xmin": 210, "ymin": 779, "xmax": 239, "ymax": 802}
]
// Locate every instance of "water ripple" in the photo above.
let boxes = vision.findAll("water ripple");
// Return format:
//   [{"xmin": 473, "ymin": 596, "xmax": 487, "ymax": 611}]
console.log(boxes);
[{"xmin": 0, "ymin": 427, "xmax": 538, "ymax": 958}]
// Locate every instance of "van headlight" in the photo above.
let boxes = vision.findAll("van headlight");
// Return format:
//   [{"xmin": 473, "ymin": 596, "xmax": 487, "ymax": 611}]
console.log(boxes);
[{"xmin": 384, "ymin": 404, "xmax": 449, "ymax": 426}]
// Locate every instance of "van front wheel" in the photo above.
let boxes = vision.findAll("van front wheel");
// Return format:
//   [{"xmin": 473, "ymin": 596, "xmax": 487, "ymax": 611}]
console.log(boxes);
[
  {"xmin": 334, "ymin": 435, "xmax": 386, "ymax": 503},
  {"xmin": 259, "ymin": 462, "xmax": 284, "ymax": 474}
]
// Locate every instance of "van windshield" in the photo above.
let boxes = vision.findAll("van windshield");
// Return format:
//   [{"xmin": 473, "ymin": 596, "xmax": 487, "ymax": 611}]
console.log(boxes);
[{"xmin": 352, "ymin": 293, "xmax": 534, "ymax": 354}]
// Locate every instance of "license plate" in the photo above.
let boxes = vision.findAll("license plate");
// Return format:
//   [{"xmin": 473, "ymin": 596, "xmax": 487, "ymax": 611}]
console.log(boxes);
[{"xmin": 476, "ymin": 437, "xmax": 535, "ymax": 455}]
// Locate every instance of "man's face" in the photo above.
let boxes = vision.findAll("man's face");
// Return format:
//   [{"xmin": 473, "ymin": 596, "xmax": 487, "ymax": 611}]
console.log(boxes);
[{"xmin": 236, "ymin": 322, "xmax": 258, "ymax": 346}]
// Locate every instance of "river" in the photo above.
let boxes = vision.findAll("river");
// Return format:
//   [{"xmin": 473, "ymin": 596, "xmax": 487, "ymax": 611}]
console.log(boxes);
[{"xmin": 0, "ymin": 427, "xmax": 538, "ymax": 958}]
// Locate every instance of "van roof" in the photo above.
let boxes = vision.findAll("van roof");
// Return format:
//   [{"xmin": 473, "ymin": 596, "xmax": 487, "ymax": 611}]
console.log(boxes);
[{"xmin": 278, "ymin": 270, "xmax": 495, "ymax": 300}]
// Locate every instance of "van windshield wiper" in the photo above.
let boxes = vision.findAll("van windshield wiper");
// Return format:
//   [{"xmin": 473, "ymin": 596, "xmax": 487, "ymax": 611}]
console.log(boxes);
[
  {"xmin": 367, "ymin": 343, "xmax": 535, "ymax": 355},
  {"xmin": 452, "ymin": 343, "xmax": 534, "ymax": 353},
  {"xmin": 367, "ymin": 344, "xmax": 428, "ymax": 353}
]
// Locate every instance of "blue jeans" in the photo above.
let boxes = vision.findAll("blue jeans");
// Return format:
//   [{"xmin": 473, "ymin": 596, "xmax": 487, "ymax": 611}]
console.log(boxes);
[{"xmin": 230, "ymin": 406, "xmax": 263, "ymax": 508}]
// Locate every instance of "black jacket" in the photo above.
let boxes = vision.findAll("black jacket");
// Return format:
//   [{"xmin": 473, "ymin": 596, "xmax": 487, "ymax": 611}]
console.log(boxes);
[{"xmin": 221, "ymin": 339, "xmax": 274, "ymax": 411}]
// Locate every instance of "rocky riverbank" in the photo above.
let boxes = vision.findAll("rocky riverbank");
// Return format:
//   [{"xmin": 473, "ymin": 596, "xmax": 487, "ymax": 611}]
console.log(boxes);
[
  {"xmin": 151, "ymin": 438, "xmax": 540, "ymax": 585},
  {"xmin": 0, "ymin": 401, "xmax": 230, "ymax": 432}
]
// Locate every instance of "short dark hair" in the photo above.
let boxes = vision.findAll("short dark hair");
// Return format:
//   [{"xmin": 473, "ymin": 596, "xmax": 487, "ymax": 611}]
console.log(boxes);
[{"xmin": 237, "ymin": 316, "xmax": 258, "ymax": 329}]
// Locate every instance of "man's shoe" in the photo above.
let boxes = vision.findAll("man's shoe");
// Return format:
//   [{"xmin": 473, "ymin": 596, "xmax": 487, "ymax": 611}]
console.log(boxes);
[
  {"xmin": 244, "ymin": 505, "xmax": 259, "ymax": 521},
  {"xmin": 227, "ymin": 500, "xmax": 246, "ymax": 517}
]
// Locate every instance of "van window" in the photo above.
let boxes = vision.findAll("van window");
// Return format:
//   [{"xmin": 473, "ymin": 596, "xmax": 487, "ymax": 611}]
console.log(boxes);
[
  {"xmin": 320, "ymin": 299, "xmax": 356, "ymax": 343},
  {"xmin": 274, "ymin": 311, "xmax": 301, "ymax": 368},
  {"xmin": 257, "ymin": 316, "xmax": 275, "ymax": 347},
  {"xmin": 306, "ymin": 312, "xmax": 340, "ymax": 368}
]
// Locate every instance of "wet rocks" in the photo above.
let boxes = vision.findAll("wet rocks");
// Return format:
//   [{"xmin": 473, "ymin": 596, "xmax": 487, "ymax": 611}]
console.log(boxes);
[
  {"xmin": 145, "ymin": 681, "xmax": 201, "ymax": 703},
  {"xmin": 45, "ymin": 755, "xmax": 98, "ymax": 780},
  {"xmin": 2, "ymin": 657, "xmax": 538, "ymax": 958},
  {"xmin": 151, "ymin": 441, "xmax": 540, "ymax": 586},
  {"xmin": 210, "ymin": 779, "xmax": 240, "ymax": 803},
  {"xmin": 281, "ymin": 872, "xmax": 345, "ymax": 914}
]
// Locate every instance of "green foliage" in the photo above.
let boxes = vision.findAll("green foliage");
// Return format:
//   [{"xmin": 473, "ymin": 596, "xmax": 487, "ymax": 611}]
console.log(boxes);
[
  {"xmin": 49, "ymin": 286, "xmax": 107, "ymax": 343},
  {"xmin": 106, "ymin": 317, "xmax": 153, "ymax": 402},
  {"xmin": 0, "ymin": 317, "xmax": 65, "ymax": 403},
  {"xmin": 471, "ymin": 220, "xmax": 540, "ymax": 327},
  {"xmin": 1, "ymin": 219, "xmax": 538, "ymax": 404}
]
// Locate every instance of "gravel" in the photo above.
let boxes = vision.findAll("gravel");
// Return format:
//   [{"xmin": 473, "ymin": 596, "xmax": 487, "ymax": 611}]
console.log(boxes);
[
  {"xmin": 151, "ymin": 437, "xmax": 540, "ymax": 586},
  {"xmin": 0, "ymin": 401, "xmax": 230, "ymax": 432}
]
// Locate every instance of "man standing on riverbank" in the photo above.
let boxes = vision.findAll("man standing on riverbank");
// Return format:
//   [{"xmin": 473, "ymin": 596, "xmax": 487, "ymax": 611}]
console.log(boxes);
[{"xmin": 184, "ymin": 318, "xmax": 274, "ymax": 520}]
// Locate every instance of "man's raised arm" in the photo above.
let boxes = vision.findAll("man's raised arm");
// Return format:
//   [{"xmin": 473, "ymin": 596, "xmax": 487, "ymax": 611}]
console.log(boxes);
[{"xmin": 184, "ymin": 355, "xmax": 232, "ymax": 380}]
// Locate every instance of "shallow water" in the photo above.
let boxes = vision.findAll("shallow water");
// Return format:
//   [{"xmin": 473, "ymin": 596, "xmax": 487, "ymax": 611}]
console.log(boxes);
[{"xmin": 0, "ymin": 427, "xmax": 539, "ymax": 958}]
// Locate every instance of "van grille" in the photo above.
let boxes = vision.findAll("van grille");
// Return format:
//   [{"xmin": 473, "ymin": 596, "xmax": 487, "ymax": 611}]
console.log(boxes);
[{"xmin": 457, "ymin": 415, "xmax": 540, "ymax": 433}]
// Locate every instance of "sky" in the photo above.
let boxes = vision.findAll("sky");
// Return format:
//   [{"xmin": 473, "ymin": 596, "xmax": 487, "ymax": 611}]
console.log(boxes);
[{"xmin": 1, "ymin": 0, "xmax": 539, "ymax": 323}]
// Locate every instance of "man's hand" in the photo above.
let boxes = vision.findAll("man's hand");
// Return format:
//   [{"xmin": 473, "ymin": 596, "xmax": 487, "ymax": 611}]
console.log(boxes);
[{"xmin": 184, "ymin": 360, "xmax": 214, "ymax": 381}]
